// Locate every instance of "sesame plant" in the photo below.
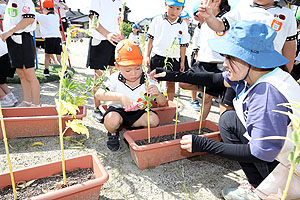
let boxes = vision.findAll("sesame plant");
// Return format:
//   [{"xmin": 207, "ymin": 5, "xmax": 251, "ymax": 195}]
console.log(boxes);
[
  {"xmin": 0, "ymin": 105, "xmax": 17, "ymax": 199},
  {"xmin": 258, "ymin": 102, "xmax": 300, "ymax": 200},
  {"xmin": 56, "ymin": 29, "xmax": 89, "ymax": 184}
]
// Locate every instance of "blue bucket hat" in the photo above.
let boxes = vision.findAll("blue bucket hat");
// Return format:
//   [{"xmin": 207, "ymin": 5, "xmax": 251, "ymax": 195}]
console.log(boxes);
[
  {"xmin": 180, "ymin": 10, "xmax": 190, "ymax": 19},
  {"xmin": 208, "ymin": 20, "xmax": 289, "ymax": 69},
  {"xmin": 192, "ymin": 1, "xmax": 200, "ymax": 16},
  {"xmin": 132, "ymin": 24, "xmax": 139, "ymax": 29},
  {"xmin": 165, "ymin": 0, "xmax": 185, "ymax": 7}
]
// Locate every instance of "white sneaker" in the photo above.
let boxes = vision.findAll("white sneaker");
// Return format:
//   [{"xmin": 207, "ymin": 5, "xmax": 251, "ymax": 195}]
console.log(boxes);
[
  {"xmin": 17, "ymin": 101, "xmax": 32, "ymax": 107},
  {"xmin": 0, "ymin": 97, "xmax": 15, "ymax": 107},
  {"xmin": 7, "ymin": 93, "xmax": 18, "ymax": 105}
]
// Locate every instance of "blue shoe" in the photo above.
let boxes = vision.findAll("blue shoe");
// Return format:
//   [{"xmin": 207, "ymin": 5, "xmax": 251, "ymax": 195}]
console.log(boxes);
[{"xmin": 189, "ymin": 100, "xmax": 201, "ymax": 111}]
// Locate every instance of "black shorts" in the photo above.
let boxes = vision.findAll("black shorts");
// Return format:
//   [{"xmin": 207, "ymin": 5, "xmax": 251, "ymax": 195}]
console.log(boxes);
[
  {"xmin": 0, "ymin": 54, "xmax": 15, "ymax": 84},
  {"xmin": 86, "ymin": 38, "xmax": 115, "ymax": 70},
  {"xmin": 6, "ymin": 32, "xmax": 35, "ymax": 69},
  {"xmin": 60, "ymin": 18, "xmax": 68, "ymax": 32},
  {"xmin": 150, "ymin": 54, "xmax": 180, "ymax": 72},
  {"xmin": 191, "ymin": 61, "xmax": 226, "ymax": 98},
  {"xmin": 103, "ymin": 106, "xmax": 148, "ymax": 127},
  {"xmin": 45, "ymin": 38, "xmax": 62, "ymax": 55},
  {"xmin": 220, "ymin": 87, "xmax": 235, "ymax": 107},
  {"xmin": 35, "ymin": 39, "xmax": 44, "ymax": 49}
]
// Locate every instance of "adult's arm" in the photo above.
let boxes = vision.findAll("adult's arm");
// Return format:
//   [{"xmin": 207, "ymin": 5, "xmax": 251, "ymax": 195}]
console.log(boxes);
[
  {"xmin": 192, "ymin": 135, "xmax": 261, "ymax": 163},
  {"xmin": 1, "ymin": 18, "xmax": 34, "ymax": 41},
  {"xmin": 155, "ymin": 68, "xmax": 229, "ymax": 88}
]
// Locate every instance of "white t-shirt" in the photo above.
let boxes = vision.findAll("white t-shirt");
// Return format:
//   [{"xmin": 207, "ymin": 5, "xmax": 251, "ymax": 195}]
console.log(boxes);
[
  {"xmin": 3, "ymin": 0, "xmax": 36, "ymax": 33},
  {"xmin": 90, "ymin": 0, "xmax": 122, "ymax": 42},
  {"xmin": 223, "ymin": 1, "xmax": 297, "ymax": 53},
  {"xmin": 196, "ymin": 22, "xmax": 225, "ymax": 63},
  {"xmin": 191, "ymin": 25, "xmax": 200, "ymax": 51},
  {"xmin": 128, "ymin": 32, "xmax": 140, "ymax": 44},
  {"xmin": 103, "ymin": 72, "xmax": 161, "ymax": 108},
  {"xmin": 147, "ymin": 14, "xmax": 190, "ymax": 59},
  {"xmin": 0, "ymin": 4, "xmax": 7, "ymax": 57},
  {"xmin": 36, "ymin": 12, "xmax": 61, "ymax": 38}
]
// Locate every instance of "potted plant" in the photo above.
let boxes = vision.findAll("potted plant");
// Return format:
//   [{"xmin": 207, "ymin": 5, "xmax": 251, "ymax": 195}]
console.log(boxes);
[
  {"xmin": 0, "ymin": 28, "xmax": 109, "ymax": 199},
  {"xmin": 124, "ymin": 120, "xmax": 221, "ymax": 170}
]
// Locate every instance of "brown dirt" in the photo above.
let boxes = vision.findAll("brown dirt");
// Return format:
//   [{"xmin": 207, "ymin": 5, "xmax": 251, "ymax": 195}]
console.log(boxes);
[
  {"xmin": 135, "ymin": 128, "xmax": 213, "ymax": 145},
  {"xmin": 0, "ymin": 168, "xmax": 95, "ymax": 200}
]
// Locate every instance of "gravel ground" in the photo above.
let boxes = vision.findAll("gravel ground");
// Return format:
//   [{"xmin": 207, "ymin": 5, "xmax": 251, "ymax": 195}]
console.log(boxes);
[{"xmin": 0, "ymin": 39, "xmax": 246, "ymax": 200}]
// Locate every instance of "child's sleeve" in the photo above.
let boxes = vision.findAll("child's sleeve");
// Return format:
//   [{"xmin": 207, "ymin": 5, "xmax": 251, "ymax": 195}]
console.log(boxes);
[
  {"xmin": 21, "ymin": 0, "xmax": 36, "ymax": 19},
  {"xmin": 180, "ymin": 23, "xmax": 190, "ymax": 47},
  {"xmin": 102, "ymin": 73, "xmax": 117, "ymax": 92},
  {"xmin": 147, "ymin": 17, "xmax": 156, "ymax": 39},
  {"xmin": 89, "ymin": 0, "xmax": 101, "ymax": 18}
]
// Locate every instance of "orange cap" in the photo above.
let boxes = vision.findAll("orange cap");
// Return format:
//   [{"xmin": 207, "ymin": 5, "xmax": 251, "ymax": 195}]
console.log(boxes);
[
  {"xmin": 43, "ymin": 0, "xmax": 54, "ymax": 8},
  {"xmin": 115, "ymin": 39, "xmax": 143, "ymax": 66}
]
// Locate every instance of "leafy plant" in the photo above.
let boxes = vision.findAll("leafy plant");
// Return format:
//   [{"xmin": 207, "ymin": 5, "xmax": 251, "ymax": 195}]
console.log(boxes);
[
  {"xmin": 258, "ymin": 102, "xmax": 300, "ymax": 200},
  {"xmin": 122, "ymin": 22, "xmax": 132, "ymax": 39},
  {"xmin": 56, "ymin": 29, "xmax": 89, "ymax": 184}
]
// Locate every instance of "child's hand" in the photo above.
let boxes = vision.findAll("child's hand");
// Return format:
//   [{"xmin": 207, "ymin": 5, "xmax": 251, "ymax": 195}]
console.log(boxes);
[
  {"xmin": 146, "ymin": 57, "xmax": 151, "ymax": 69},
  {"xmin": 107, "ymin": 33, "xmax": 122, "ymax": 46},
  {"xmin": 180, "ymin": 62, "xmax": 185, "ymax": 72},
  {"xmin": 120, "ymin": 94, "xmax": 136, "ymax": 111},
  {"xmin": 197, "ymin": 0, "xmax": 215, "ymax": 19},
  {"xmin": 0, "ymin": 30, "xmax": 13, "ymax": 42},
  {"xmin": 180, "ymin": 135, "xmax": 192, "ymax": 152},
  {"xmin": 147, "ymin": 85, "xmax": 160, "ymax": 97}
]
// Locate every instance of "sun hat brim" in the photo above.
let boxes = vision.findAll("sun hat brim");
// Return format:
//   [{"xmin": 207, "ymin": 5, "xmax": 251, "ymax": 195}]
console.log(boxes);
[
  {"xmin": 117, "ymin": 59, "xmax": 143, "ymax": 67},
  {"xmin": 165, "ymin": 0, "xmax": 185, "ymax": 7},
  {"xmin": 208, "ymin": 38, "xmax": 289, "ymax": 69}
]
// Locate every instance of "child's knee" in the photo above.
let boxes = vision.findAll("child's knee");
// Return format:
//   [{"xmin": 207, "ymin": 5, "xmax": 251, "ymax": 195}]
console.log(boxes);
[
  {"xmin": 104, "ymin": 112, "xmax": 122, "ymax": 128},
  {"xmin": 149, "ymin": 113, "xmax": 159, "ymax": 127}
]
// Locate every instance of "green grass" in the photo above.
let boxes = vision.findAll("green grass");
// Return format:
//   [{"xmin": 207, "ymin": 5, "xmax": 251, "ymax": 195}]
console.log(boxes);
[{"xmin": 7, "ymin": 64, "xmax": 75, "ymax": 84}]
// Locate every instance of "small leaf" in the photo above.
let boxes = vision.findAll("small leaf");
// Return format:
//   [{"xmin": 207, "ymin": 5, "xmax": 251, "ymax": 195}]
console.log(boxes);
[
  {"xmin": 288, "ymin": 151, "xmax": 294, "ymax": 162},
  {"xmin": 66, "ymin": 120, "xmax": 89, "ymax": 138},
  {"xmin": 293, "ymin": 130, "xmax": 299, "ymax": 143},
  {"xmin": 296, "ymin": 156, "xmax": 300, "ymax": 165},
  {"xmin": 32, "ymin": 142, "xmax": 44, "ymax": 147}
]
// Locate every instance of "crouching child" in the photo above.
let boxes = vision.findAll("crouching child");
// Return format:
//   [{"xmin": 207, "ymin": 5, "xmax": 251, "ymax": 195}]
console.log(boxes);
[{"xmin": 95, "ymin": 39, "xmax": 167, "ymax": 151}]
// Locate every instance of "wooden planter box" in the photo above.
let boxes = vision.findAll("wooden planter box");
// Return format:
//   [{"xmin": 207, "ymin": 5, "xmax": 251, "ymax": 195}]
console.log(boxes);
[
  {"xmin": 100, "ymin": 100, "xmax": 177, "ymax": 125},
  {"xmin": 0, "ymin": 106, "xmax": 87, "ymax": 139},
  {"xmin": 0, "ymin": 154, "xmax": 109, "ymax": 200},
  {"xmin": 124, "ymin": 120, "xmax": 221, "ymax": 170}
]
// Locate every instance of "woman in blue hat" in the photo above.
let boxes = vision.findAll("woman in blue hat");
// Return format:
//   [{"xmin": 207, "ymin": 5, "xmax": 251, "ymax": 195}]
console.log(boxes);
[{"xmin": 150, "ymin": 20, "xmax": 300, "ymax": 200}]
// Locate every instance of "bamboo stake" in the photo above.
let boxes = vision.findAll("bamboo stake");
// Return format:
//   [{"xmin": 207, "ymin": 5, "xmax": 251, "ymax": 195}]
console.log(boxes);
[
  {"xmin": 174, "ymin": 97, "xmax": 179, "ymax": 140},
  {"xmin": 198, "ymin": 86, "xmax": 206, "ymax": 135},
  {"xmin": 0, "ymin": 105, "xmax": 17, "ymax": 199}
]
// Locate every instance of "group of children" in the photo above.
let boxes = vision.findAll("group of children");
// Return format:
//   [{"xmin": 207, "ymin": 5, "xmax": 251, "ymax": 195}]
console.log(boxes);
[{"xmin": 0, "ymin": 0, "xmax": 68, "ymax": 108}]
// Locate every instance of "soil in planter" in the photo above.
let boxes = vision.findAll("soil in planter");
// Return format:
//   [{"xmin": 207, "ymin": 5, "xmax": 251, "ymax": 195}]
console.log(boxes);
[
  {"xmin": 136, "ymin": 128, "xmax": 213, "ymax": 146},
  {"xmin": 0, "ymin": 168, "xmax": 95, "ymax": 200}
]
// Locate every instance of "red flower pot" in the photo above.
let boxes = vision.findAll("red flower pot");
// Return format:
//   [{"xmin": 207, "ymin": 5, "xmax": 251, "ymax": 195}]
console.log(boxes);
[
  {"xmin": 99, "ymin": 100, "xmax": 177, "ymax": 125},
  {"xmin": 123, "ymin": 120, "xmax": 221, "ymax": 170},
  {"xmin": 0, "ymin": 154, "xmax": 109, "ymax": 200},
  {"xmin": 0, "ymin": 106, "xmax": 87, "ymax": 139}
]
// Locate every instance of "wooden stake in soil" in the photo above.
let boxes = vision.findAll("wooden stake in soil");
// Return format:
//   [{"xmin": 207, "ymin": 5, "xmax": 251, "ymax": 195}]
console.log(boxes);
[
  {"xmin": 0, "ymin": 105, "xmax": 17, "ymax": 199},
  {"xmin": 174, "ymin": 97, "xmax": 179, "ymax": 140},
  {"xmin": 198, "ymin": 86, "xmax": 206, "ymax": 135}
]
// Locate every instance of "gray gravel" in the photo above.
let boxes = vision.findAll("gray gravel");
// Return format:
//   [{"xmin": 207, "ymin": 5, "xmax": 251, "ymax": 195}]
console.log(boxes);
[{"xmin": 0, "ymin": 39, "xmax": 246, "ymax": 200}]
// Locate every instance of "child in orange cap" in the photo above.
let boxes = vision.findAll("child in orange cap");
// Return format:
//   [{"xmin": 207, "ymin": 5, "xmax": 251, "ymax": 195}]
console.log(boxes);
[{"xmin": 95, "ymin": 39, "xmax": 167, "ymax": 151}]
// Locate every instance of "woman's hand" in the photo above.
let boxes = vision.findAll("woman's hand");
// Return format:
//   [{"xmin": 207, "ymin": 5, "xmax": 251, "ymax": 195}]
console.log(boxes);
[
  {"xmin": 107, "ymin": 33, "xmax": 122, "ymax": 46},
  {"xmin": 149, "ymin": 70, "xmax": 166, "ymax": 82},
  {"xmin": 180, "ymin": 135, "xmax": 193, "ymax": 152}
]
